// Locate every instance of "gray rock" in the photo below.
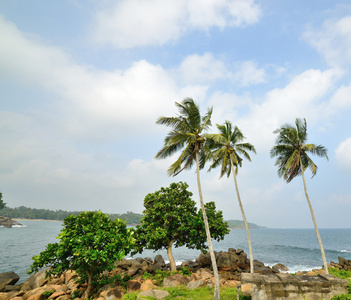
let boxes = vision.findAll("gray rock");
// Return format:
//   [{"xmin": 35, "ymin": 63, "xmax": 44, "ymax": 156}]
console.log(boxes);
[
  {"xmin": 217, "ymin": 252, "xmax": 240, "ymax": 269},
  {"xmin": 187, "ymin": 279, "xmax": 205, "ymax": 289},
  {"xmin": 163, "ymin": 274, "xmax": 189, "ymax": 288},
  {"xmin": 137, "ymin": 289, "xmax": 170, "ymax": 299},
  {"xmin": 0, "ymin": 271, "xmax": 20, "ymax": 292},
  {"xmin": 154, "ymin": 254, "xmax": 165, "ymax": 266}
]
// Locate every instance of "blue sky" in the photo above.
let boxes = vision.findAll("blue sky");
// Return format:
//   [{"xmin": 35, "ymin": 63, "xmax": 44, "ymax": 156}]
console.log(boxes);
[{"xmin": 1, "ymin": 0, "xmax": 351, "ymax": 228}]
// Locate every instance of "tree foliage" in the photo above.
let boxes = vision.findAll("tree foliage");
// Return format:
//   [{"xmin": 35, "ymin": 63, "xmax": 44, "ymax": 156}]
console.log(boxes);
[
  {"xmin": 0, "ymin": 192, "xmax": 5, "ymax": 210},
  {"xmin": 133, "ymin": 182, "xmax": 229, "ymax": 272},
  {"xmin": 29, "ymin": 211, "xmax": 134, "ymax": 298}
]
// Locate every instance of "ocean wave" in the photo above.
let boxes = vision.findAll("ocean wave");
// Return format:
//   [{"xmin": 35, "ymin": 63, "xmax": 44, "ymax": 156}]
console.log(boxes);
[
  {"xmin": 12, "ymin": 224, "xmax": 28, "ymax": 228},
  {"xmin": 340, "ymin": 250, "xmax": 351, "ymax": 253}
]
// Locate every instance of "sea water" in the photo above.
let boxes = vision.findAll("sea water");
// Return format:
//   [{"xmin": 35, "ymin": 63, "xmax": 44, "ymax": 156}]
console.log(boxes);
[{"xmin": 1, "ymin": 220, "xmax": 351, "ymax": 283}]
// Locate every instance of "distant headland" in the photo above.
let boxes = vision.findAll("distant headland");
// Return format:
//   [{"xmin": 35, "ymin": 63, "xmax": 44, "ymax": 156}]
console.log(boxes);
[{"xmin": 0, "ymin": 206, "xmax": 265, "ymax": 228}]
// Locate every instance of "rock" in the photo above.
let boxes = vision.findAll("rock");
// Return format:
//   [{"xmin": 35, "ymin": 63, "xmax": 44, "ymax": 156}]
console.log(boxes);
[
  {"xmin": 196, "ymin": 252, "xmax": 211, "ymax": 267},
  {"xmin": 272, "ymin": 263, "xmax": 289, "ymax": 272},
  {"xmin": 137, "ymin": 289, "xmax": 169, "ymax": 299},
  {"xmin": 140, "ymin": 279, "xmax": 156, "ymax": 291},
  {"xmin": 0, "ymin": 293, "xmax": 9, "ymax": 300},
  {"xmin": 0, "ymin": 217, "xmax": 22, "ymax": 228},
  {"xmin": 21, "ymin": 268, "xmax": 50, "ymax": 292},
  {"xmin": 187, "ymin": 279, "xmax": 205, "ymax": 289},
  {"xmin": 154, "ymin": 255, "xmax": 165, "ymax": 267},
  {"xmin": 126, "ymin": 280, "xmax": 141, "ymax": 293},
  {"xmin": 48, "ymin": 291, "xmax": 66, "ymax": 299},
  {"xmin": 0, "ymin": 272, "xmax": 20, "ymax": 292},
  {"xmin": 162, "ymin": 274, "xmax": 189, "ymax": 288},
  {"xmin": 217, "ymin": 252, "xmax": 240, "ymax": 269},
  {"xmin": 105, "ymin": 287, "xmax": 124, "ymax": 300}
]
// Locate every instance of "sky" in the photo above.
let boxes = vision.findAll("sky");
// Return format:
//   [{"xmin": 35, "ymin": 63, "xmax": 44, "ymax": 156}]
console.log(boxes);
[{"xmin": 0, "ymin": 0, "xmax": 351, "ymax": 229}]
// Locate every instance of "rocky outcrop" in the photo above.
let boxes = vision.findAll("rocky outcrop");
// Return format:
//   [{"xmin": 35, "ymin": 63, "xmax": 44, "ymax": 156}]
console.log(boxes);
[
  {"xmin": 330, "ymin": 257, "xmax": 351, "ymax": 271},
  {"xmin": 0, "ymin": 272, "xmax": 20, "ymax": 292},
  {"xmin": 0, "ymin": 249, "xmax": 300, "ymax": 299},
  {"xmin": 0, "ymin": 217, "xmax": 22, "ymax": 228}
]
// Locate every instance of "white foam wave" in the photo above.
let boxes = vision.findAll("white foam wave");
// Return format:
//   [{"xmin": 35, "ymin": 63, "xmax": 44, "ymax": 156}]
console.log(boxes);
[
  {"xmin": 265, "ymin": 263, "xmax": 321, "ymax": 273},
  {"xmin": 12, "ymin": 224, "xmax": 28, "ymax": 228},
  {"xmin": 340, "ymin": 250, "xmax": 351, "ymax": 253}
]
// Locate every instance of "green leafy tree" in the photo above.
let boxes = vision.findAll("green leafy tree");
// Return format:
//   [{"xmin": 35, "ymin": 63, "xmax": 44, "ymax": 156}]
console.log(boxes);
[
  {"xmin": 133, "ymin": 182, "xmax": 229, "ymax": 272},
  {"xmin": 271, "ymin": 118, "xmax": 329, "ymax": 274},
  {"xmin": 29, "ymin": 211, "xmax": 135, "ymax": 298},
  {"xmin": 155, "ymin": 98, "xmax": 222, "ymax": 300},
  {"xmin": 0, "ymin": 192, "xmax": 6, "ymax": 210},
  {"xmin": 207, "ymin": 121, "xmax": 256, "ymax": 273}
]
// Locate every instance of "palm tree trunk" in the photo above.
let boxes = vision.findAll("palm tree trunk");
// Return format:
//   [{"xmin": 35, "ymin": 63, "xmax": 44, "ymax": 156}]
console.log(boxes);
[
  {"xmin": 167, "ymin": 240, "xmax": 177, "ymax": 273},
  {"xmin": 230, "ymin": 159, "xmax": 254, "ymax": 274},
  {"xmin": 196, "ymin": 152, "xmax": 221, "ymax": 300},
  {"xmin": 300, "ymin": 161, "xmax": 329, "ymax": 274}
]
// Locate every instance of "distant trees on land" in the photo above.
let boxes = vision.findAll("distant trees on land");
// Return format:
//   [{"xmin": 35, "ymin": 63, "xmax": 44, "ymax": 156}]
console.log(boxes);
[
  {"xmin": 0, "ymin": 192, "xmax": 5, "ymax": 210},
  {"xmin": 0, "ymin": 206, "xmax": 142, "ymax": 225}
]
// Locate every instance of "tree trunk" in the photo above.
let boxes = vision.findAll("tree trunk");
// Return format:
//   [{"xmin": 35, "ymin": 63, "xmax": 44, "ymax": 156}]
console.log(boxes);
[
  {"xmin": 83, "ymin": 271, "xmax": 93, "ymax": 299},
  {"xmin": 230, "ymin": 159, "xmax": 254, "ymax": 274},
  {"xmin": 300, "ymin": 160, "xmax": 329, "ymax": 274},
  {"xmin": 167, "ymin": 240, "xmax": 177, "ymax": 273},
  {"xmin": 196, "ymin": 152, "xmax": 220, "ymax": 300}
]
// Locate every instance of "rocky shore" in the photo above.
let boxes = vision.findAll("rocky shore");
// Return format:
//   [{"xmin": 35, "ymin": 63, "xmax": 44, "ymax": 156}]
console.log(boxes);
[
  {"xmin": 1, "ymin": 250, "xmax": 348, "ymax": 300},
  {"xmin": 0, "ymin": 217, "xmax": 22, "ymax": 228}
]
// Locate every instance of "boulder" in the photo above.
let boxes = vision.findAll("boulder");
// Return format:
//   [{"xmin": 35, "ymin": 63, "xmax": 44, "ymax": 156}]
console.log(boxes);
[
  {"xmin": 154, "ymin": 255, "xmax": 165, "ymax": 267},
  {"xmin": 21, "ymin": 269, "xmax": 49, "ymax": 292},
  {"xmin": 126, "ymin": 280, "xmax": 141, "ymax": 293},
  {"xmin": 217, "ymin": 252, "xmax": 240, "ymax": 269},
  {"xmin": 0, "ymin": 272, "xmax": 20, "ymax": 292},
  {"xmin": 163, "ymin": 274, "xmax": 189, "ymax": 288},
  {"xmin": 0, "ymin": 217, "xmax": 22, "ymax": 228},
  {"xmin": 187, "ymin": 279, "xmax": 205, "ymax": 290},
  {"xmin": 105, "ymin": 287, "xmax": 124, "ymax": 300},
  {"xmin": 195, "ymin": 252, "xmax": 211, "ymax": 267},
  {"xmin": 272, "ymin": 263, "xmax": 289, "ymax": 272},
  {"xmin": 137, "ymin": 289, "xmax": 169, "ymax": 299}
]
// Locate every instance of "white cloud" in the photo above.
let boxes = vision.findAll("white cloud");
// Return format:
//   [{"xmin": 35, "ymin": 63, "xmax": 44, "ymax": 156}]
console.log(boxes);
[
  {"xmin": 92, "ymin": 0, "xmax": 261, "ymax": 48},
  {"xmin": 305, "ymin": 15, "xmax": 351, "ymax": 67},
  {"xmin": 176, "ymin": 53, "xmax": 266, "ymax": 86},
  {"xmin": 232, "ymin": 61, "xmax": 266, "ymax": 86},
  {"xmin": 0, "ymin": 16, "xmax": 209, "ymax": 140},
  {"xmin": 335, "ymin": 137, "xmax": 351, "ymax": 173}
]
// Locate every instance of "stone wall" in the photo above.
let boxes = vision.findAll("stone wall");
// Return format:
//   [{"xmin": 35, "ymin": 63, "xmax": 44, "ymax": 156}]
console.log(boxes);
[{"xmin": 241, "ymin": 273, "xmax": 349, "ymax": 300}]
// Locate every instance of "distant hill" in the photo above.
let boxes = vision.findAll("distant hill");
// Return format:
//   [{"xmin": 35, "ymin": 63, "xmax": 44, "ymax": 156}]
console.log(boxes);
[
  {"xmin": 0, "ymin": 206, "xmax": 142, "ymax": 225},
  {"xmin": 1, "ymin": 206, "xmax": 265, "ymax": 229},
  {"xmin": 225, "ymin": 219, "xmax": 265, "ymax": 229}
]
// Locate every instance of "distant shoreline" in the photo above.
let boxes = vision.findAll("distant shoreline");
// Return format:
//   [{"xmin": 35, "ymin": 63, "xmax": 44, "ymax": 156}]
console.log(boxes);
[{"xmin": 13, "ymin": 218, "xmax": 62, "ymax": 222}]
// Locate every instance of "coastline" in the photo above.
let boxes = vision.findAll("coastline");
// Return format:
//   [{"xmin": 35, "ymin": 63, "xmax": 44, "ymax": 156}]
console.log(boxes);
[{"xmin": 13, "ymin": 218, "xmax": 62, "ymax": 222}]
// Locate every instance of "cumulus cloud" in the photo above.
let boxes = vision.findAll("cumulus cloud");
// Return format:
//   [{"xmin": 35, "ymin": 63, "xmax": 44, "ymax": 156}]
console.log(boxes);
[
  {"xmin": 92, "ymin": 0, "xmax": 261, "ymax": 48},
  {"xmin": 335, "ymin": 137, "xmax": 351, "ymax": 173},
  {"xmin": 176, "ymin": 53, "xmax": 266, "ymax": 86},
  {"xmin": 0, "ymin": 16, "xmax": 209, "ymax": 140},
  {"xmin": 305, "ymin": 15, "xmax": 351, "ymax": 67}
]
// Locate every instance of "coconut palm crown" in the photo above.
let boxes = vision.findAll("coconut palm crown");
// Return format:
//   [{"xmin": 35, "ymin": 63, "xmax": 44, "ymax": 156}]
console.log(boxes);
[
  {"xmin": 270, "ymin": 118, "xmax": 328, "ymax": 182},
  {"xmin": 155, "ymin": 98, "xmax": 213, "ymax": 175},
  {"xmin": 207, "ymin": 121, "xmax": 256, "ymax": 176}
]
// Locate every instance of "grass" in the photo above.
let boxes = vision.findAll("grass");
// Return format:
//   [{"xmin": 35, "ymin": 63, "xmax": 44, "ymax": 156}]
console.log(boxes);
[
  {"xmin": 329, "ymin": 268, "xmax": 351, "ymax": 300},
  {"xmin": 122, "ymin": 286, "xmax": 250, "ymax": 300}
]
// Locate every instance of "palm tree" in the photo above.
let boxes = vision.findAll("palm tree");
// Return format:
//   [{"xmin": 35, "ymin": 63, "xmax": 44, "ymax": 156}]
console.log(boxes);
[
  {"xmin": 270, "ymin": 118, "xmax": 329, "ymax": 274},
  {"xmin": 207, "ymin": 121, "xmax": 256, "ymax": 273},
  {"xmin": 155, "ymin": 98, "xmax": 221, "ymax": 300}
]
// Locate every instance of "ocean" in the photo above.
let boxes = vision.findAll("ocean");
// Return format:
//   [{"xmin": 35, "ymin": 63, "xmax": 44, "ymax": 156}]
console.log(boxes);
[{"xmin": 1, "ymin": 220, "xmax": 351, "ymax": 283}]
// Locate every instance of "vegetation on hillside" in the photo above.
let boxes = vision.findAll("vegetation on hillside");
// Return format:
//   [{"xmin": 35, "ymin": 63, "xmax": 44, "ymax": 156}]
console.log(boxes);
[{"xmin": 0, "ymin": 206, "xmax": 142, "ymax": 225}]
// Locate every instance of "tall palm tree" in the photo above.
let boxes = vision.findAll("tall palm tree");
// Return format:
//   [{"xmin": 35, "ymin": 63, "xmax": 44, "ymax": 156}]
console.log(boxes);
[
  {"xmin": 207, "ymin": 121, "xmax": 256, "ymax": 273},
  {"xmin": 155, "ymin": 98, "xmax": 221, "ymax": 300},
  {"xmin": 270, "ymin": 118, "xmax": 329, "ymax": 274}
]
